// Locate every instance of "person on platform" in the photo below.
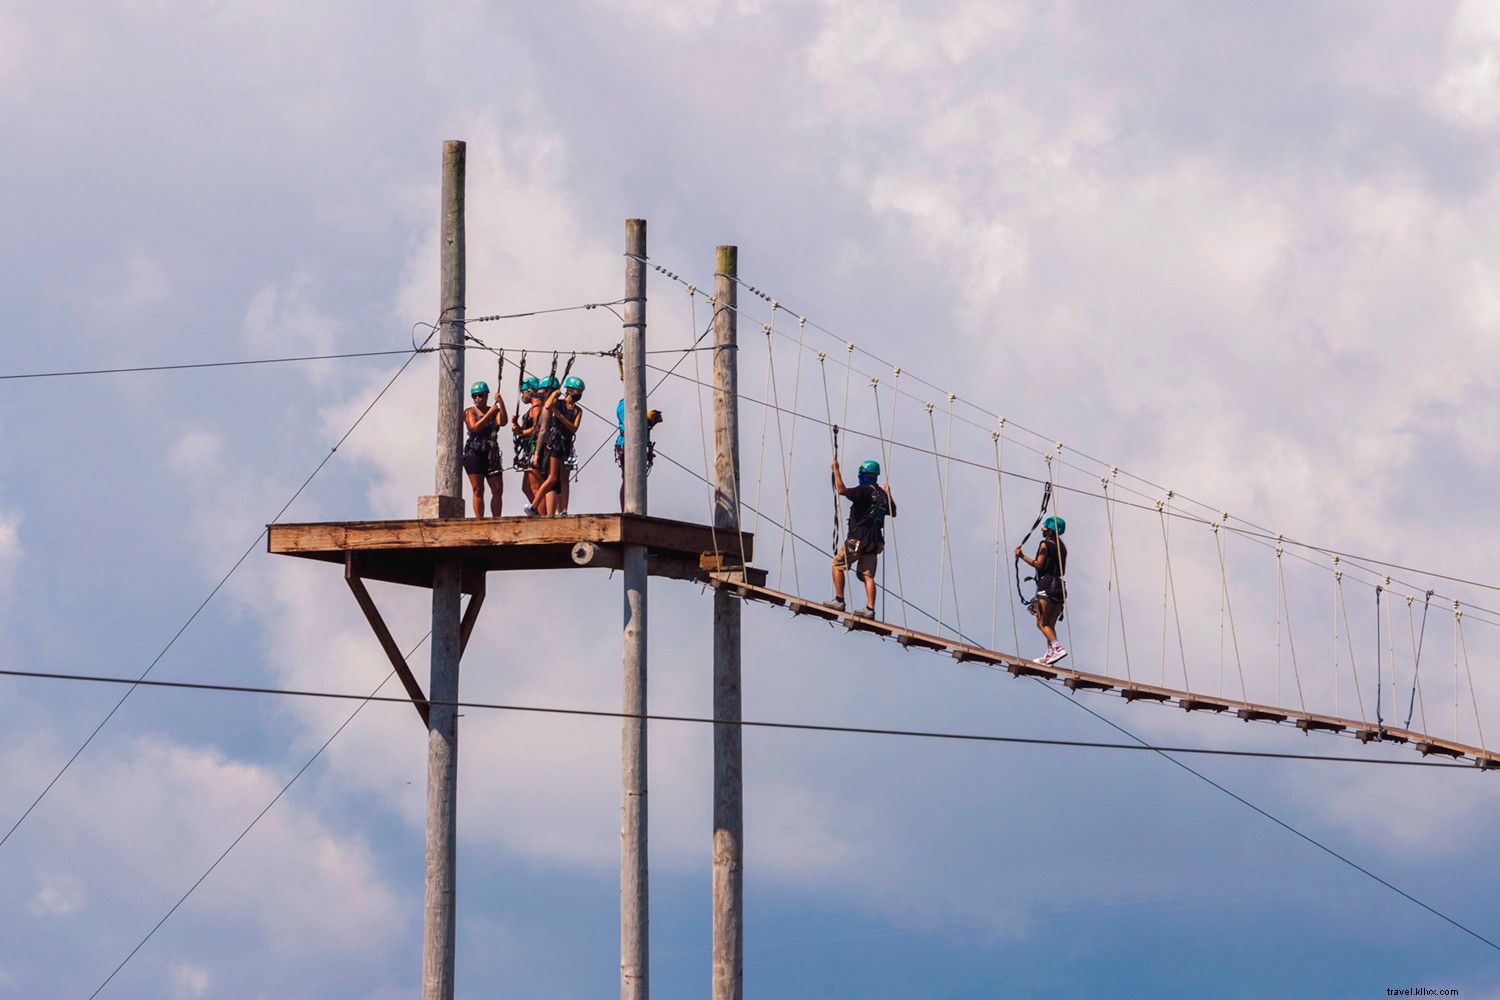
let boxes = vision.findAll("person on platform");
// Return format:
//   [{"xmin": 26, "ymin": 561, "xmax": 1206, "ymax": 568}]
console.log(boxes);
[
  {"xmin": 614, "ymin": 399, "xmax": 663, "ymax": 509},
  {"xmin": 1016, "ymin": 516, "xmax": 1068, "ymax": 664},
  {"xmin": 822, "ymin": 458, "xmax": 896, "ymax": 618},
  {"xmin": 462, "ymin": 380, "xmax": 507, "ymax": 518},
  {"xmin": 512, "ymin": 377, "xmax": 543, "ymax": 514},
  {"xmin": 533, "ymin": 375, "xmax": 584, "ymax": 516}
]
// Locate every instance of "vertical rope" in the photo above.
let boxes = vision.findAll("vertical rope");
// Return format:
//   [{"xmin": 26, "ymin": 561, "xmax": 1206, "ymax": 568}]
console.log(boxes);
[
  {"xmin": 1158, "ymin": 493, "xmax": 1189, "ymax": 688},
  {"xmin": 1457, "ymin": 607, "xmax": 1485, "ymax": 749},
  {"xmin": 1049, "ymin": 447, "xmax": 1076, "ymax": 659},
  {"xmin": 688, "ymin": 289, "xmax": 719, "ymax": 556},
  {"xmin": 780, "ymin": 316, "xmax": 808, "ymax": 594},
  {"xmin": 1405, "ymin": 592, "xmax": 1432, "ymax": 732},
  {"xmin": 870, "ymin": 376, "xmax": 907, "ymax": 627},
  {"xmin": 1334, "ymin": 563, "xmax": 1367, "ymax": 723},
  {"xmin": 762, "ymin": 308, "xmax": 798, "ymax": 593},
  {"xmin": 1375, "ymin": 582, "xmax": 1385, "ymax": 730},
  {"xmin": 927, "ymin": 403, "xmax": 951, "ymax": 637},
  {"xmin": 943, "ymin": 394, "xmax": 963, "ymax": 636},
  {"xmin": 997, "ymin": 420, "xmax": 1020, "ymax": 655},
  {"xmin": 839, "ymin": 342, "xmax": 853, "ymax": 465},
  {"xmin": 1216, "ymin": 521, "xmax": 1227, "ymax": 697},
  {"xmin": 1452, "ymin": 600, "xmax": 1461, "ymax": 741},
  {"xmin": 1102, "ymin": 469, "xmax": 1132, "ymax": 680},
  {"xmin": 1332, "ymin": 559, "xmax": 1341, "ymax": 716},
  {"xmin": 1385, "ymin": 580, "xmax": 1397, "ymax": 732},
  {"xmin": 1278, "ymin": 542, "xmax": 1308, "ymax": 712},
  {"xmin": 1216, "ymin": 514, "xmax": 1247, "ymax": 701},
  {"xmin": 751, "ymin": 319, "xmax": 773, "ymax": 546},
  {"xmin": 885, "ymin": 369, "xmax": 908, "ymax": 629},
  {"xmin": 818, "ymin": 353, "xmax": 839, "ymax": 556},
  {"xmin": 1274, "ymin": 540, "xmax": 1283, "ymax": 707}
]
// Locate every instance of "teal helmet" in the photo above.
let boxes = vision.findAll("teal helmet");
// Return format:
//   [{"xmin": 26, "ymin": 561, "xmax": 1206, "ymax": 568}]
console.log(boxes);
[
  {"xmin": 469, "ymin": 380, "xmax": 489, "ymax": 396},
  {"xmin": 563, "ymin": 375, "xmax": 585, "ymax": 392},
  {"xmin": 540, "ymin": 376, "xmax": 560, "ymax": 391},
  {"xmin": 521, "ymin": 377, "xmax": 540, "ymax": 393},
  {"xmin": 1043, "ymin": 515, "xmax": 1066, "ymax": 535},
  {"xmin": 857, "ymin": 459, "xmax": 880, "ymax": 476}
]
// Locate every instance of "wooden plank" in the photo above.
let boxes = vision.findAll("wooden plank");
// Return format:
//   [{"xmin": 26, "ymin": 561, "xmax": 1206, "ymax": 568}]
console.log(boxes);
[
  {"xmin": 1121, "ymin": 688, "xmax": 1173, "ymax": 703},
  {"xmin": 1237, "ymin": 708, "xmax": 1288, "ymax": 723},
  {"xmin": 1296, "ymin": 718, "xmax": 1346, "ymax": 733},
  {"xmin": 342, "ymin": 557, "xmax": 429, "ymax": 725},
  {"xmin": 1064, "ymin": 675, "xmax": 1114, "ymax": 692},
  {"xmin": 1179, "ymin": 697, "xmax": 1230, "ymax": 713}
]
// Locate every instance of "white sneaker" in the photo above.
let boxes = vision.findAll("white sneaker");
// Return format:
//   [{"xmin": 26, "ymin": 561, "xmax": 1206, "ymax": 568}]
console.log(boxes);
[
  {"xmin": 1041, "ymin": 644, "xmax": 1068, "ymax": 665},
  {"xmin": 822, "ymin": 597, "xmax": 845, "ymax": 612},
  {"xmin": 522, "ymin": 504, "xmax": 536, "ymax": 517}
]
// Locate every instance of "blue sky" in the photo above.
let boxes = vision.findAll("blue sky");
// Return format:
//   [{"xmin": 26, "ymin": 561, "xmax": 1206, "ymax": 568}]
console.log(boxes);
[{"xmin": 3, "ymin": 1, "xmax": 1500, "ymax": 997}]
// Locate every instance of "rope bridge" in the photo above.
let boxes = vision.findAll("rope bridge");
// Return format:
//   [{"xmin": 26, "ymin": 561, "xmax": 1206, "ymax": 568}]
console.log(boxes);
[{"xmin": 621, "ymin": 257, "xmax": 1497, "ymax": 770}]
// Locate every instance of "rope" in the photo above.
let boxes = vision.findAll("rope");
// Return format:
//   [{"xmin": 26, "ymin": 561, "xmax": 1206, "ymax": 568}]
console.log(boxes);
[
  {"xmin": 870, "ymin": 376, "xmax": 907, "ymax": 627},
  {"xmin": 943, "ymin": 395, "xmax": 963, "ymax": 636},
  {"xmin": 1158, "ymin": 494, "xmax": 1190, "ymax": 688},
  {"xmin": 1214, "ymin": 515, "xmax": 1248, "ymax": 701},
  {"xmin": 1050, "ymin": 449, "xmax": 1077, "ymax": 660},
  {"xmin": 1375, "ymin": 583, "xmax": 1385, "ymax": 731},
  {"xmin": 818, "ymin": 353, "xmax": 840, "ymax": 555},
  {"xmin": 688, "ymin": 289, "xmax": 719, "ymax": 557},
  {"xmin": 1403, "ymin": 590, "xmax": 1434, "ymax": 730},
  {"xmin": 764, "ymin": 312, "xmax": 797, "ymax": 593},
  {"xmin": 1276, "ymin": 541, "xmax": 1308, "ymax": 712},
  {"xmin": 927, "ymin": 403, "xmax": 961, "ymax": 638},
  {"xmin": 1333, "ymin": 561, "xmax": 1368, "ymax": 723},
  {"xmin": 886, "ymin": 368, "xmax": 909, "ymax": 628},
  {"xmin": 779, "ymin": 315, "xmax": 808, "ymax": 596},
  {"xmin": 1102, "ymin": 470, "xmax": 1133, "ymax": 680},
  {"xmin": 1457, "ymin": 608, "xmax": 1486, "ymax": 749},
  {"xmin": 996, "ymin": 422, "xmax": 1020, "ymax": 654}
]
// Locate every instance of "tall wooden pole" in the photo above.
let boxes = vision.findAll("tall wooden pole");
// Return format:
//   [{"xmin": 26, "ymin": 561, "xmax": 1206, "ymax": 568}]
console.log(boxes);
[
  {"xmin": 621, "ymin": 218, "xmax": 650, "ymax": 1000},
  {"xmin": 423, "ymin": 139, "xmax": 466, "ymax": 1000},
  {"xmin": 711, "ymin": 245, "xmax": 743, "ymax": 1000}
]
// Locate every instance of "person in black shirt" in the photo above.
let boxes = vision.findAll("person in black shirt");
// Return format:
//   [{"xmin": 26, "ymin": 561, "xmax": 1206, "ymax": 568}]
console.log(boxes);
[
  {"xmin": 823, "ymin": 458, "xmax": 896, "ymax": 618},
  {"xmin": 1016, "ymin": 516, "xmax": 1067, "ymax": 664}
]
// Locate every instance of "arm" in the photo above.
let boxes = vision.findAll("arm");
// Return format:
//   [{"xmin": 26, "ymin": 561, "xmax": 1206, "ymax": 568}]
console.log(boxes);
[
  {"xmin": 463, "ymin": 407, "xmax": 485, "ymax": 433},
  {"xmin": 557, "ymin": 404, "xmax": 582, "ymax": 433},
  {"xmin": 831, "ymin": 460, "xmax": 856, "ymax": 499}
]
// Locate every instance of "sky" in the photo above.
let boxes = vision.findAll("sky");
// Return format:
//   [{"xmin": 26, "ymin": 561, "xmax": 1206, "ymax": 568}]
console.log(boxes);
[{"xmin": 3, "ymin": 1, "xmax": 1500, "ymax": 997}]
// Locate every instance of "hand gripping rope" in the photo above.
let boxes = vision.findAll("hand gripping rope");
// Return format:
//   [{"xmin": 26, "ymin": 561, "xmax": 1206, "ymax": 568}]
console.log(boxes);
[{"xmin": 1012, "ymin": 481, "xmax": 1053, "ymax": 607}]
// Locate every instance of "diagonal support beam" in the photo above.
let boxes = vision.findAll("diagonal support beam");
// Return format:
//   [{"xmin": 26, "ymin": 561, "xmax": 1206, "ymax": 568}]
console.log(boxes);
[
  {"xmin": 346, "ymin": 553, "xmax": 430, "ymax": 725},
  {"xmin": 459, "ymin": 574, "xmax": 485, "ymax": 658}
]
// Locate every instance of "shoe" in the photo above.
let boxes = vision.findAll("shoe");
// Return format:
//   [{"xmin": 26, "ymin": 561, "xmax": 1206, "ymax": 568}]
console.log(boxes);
[
  {"xmin": 1049, "ymin": 644, "xmax": 1068, "ymax": 664},
  {"xmin": 522, "ymin": 504, "xmax": 535, "ymax": 516},
  {"xmin": 1036, "ymin": 645, "xmax": 1068, "ymax": 666},
  {"xmin": 822, "ymin": 597, "xmax": 845, "ymax": 612},
  {"xmin": 853, "ymin": 606, "xmax": 875, "ymax": 619}
]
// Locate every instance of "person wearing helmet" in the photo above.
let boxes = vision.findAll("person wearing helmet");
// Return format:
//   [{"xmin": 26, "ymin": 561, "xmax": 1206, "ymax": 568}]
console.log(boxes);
[
  {"xmin": 614, "ymin": 399, "xmax": 664, "ymax": 509},
  {"xmin": 462, "ymin": 380, "xmax": 508, "ymax": 517},
  {"xmin": 823, "ymin": 458, "xmax": 896, "ymax": 618},
  {"xmin": 533, "ymin": 375, "xmax": 584, "ymax": 515},
  {"xmin": 512, "ymin": 377, "xmax": 543, "ymax": 513},
  {"xmin": 1016, "ymin": 515, "xmax": 1068, "ymax": 664}
]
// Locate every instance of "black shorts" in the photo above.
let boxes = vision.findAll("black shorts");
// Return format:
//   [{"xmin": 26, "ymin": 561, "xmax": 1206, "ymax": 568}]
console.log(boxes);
[
  {"xmin": 1037, "ymin": 574, "xmax": 1065, "ymax": 604},
  {"xmin": 463, "ymin": 444, "xmax": 504, "ymax": 478}
]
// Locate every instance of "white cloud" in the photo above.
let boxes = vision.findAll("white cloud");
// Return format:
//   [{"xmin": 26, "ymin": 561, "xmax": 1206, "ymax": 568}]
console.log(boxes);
[
  {"xmin": 170, "ymin": 963, "xmax": 210, "ymax": 999},
  {"xmin": 28, "ymin": 874, "xmax": 85, "ymax": 917},
  {"xmin": 1434, "ymin": 0, "xmax": 1500, "ymax": 127}
]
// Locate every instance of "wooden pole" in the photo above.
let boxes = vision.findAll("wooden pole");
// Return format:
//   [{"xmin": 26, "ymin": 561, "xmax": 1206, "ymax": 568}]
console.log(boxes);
[
  {"xmin": 621, "ymin": 218, "xmax": 650, "ymax": 1000},
  {"xmin": 422, "ymin": 139, "xmax": 466, "ymax": 1000},
  {"xmin": 711, "ymin": 245, "xmax": 743, "ymax": 1000}
]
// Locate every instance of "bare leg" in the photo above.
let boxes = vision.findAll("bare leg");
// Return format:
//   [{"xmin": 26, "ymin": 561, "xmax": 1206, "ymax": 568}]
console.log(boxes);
[
  {"xmin": 487, "ymin": 474, "xmax": 504, "ymax": 517},
  {"xmin": 862, "ymin": 571, "xmax": 877, "ymax": 610},
  {"xmin": 831, "ymin": 560, "xmax": 846, "ymax": 601},
  {"xmin": 467, "ymin": 472, "xmax": 484, "ymax": 518}
]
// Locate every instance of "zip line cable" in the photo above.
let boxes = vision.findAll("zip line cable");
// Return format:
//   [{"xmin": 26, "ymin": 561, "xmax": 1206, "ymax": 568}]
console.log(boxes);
[
  {"xmin": 0, "ymin": 348, "xmax": 428, "ymax": 381},
  {"xmin": 0, "ymin": 667, "xmax": 1479, "ymax": 770},
  {"xmin": 0, "ymin": 345, "xmax": 427, "ymax": 854}
]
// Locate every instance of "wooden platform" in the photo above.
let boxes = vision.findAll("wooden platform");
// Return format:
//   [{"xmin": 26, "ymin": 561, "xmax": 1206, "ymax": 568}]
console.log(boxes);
[
  {"xmin": 708, "ymin": 575, "xmax": 1500, "ymax": 769},
  {"xmin": 269, "ymin": 513, "xmax": 757, "ymax": 594}
]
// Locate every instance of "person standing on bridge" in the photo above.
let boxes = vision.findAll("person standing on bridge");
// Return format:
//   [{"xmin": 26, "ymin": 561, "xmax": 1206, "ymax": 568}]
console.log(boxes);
[
  {"xmin": 823, "ymin": 458, "xmax": 896, "ymax": 618},
  {"xmin": 1016, "ymin": 516, "xmax": 1067, "ymax": 664}
]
